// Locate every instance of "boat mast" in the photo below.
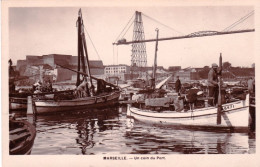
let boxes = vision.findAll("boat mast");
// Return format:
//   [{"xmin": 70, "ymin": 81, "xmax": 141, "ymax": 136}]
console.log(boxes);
[
  {"xmin": 82, "ymin": 32, "xmax": 93, "ymax": 87},
  {"xmin": 77, "ymin": 9, "xmax": 94, "ymax": 95},
  {"xmin": 152, "ymin": 28, "xmax": 159, "ymax": 89},
  {"xmin": 76, "ymin": 9, "xmax": 85, "ymax": 86},
  {"xmin": 76, "ymin": 10, "xmax": 81, "ymax": 86},
  {"xmin": 217, "ymin": 53, "xmax": 222, "ymax": 124}
]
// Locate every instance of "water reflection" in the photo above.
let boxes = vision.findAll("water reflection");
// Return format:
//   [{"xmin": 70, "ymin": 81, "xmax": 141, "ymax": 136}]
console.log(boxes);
[
  {"xmin": 31, "ymin": 108, "xmax": 120, "ymax": 154},
  {"xmin": 124, "ymin": 117, "xmax": 255, "ymax": 154},
  {"xmin": 75, "ymin": 112, "xmax": 120, "ymax": 155},
  {"xmin": 10, "ymin": 106, "xmax": 255, "ymax": 154}
]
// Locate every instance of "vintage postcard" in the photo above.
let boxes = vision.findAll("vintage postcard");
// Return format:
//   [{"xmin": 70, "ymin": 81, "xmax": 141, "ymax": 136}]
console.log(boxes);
[{"xmin": 1, "ymin": 0, "xmax": 260, "ymax": 167}]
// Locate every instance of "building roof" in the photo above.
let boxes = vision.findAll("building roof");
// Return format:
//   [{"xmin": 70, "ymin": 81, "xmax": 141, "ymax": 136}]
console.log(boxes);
[
  {"xmin": 89, "ymin": 60, "xmax": 104, "ymax": 68},
  {"xmin": 26, "ymin": 55, "xmax": 42, "ymax": 59},
  {"xmin": 104, "ymin": 64, "xmax": 130, "ymax": 67},
  {"xmin": 177, "ymin": 67, "xmax": 197, "ymax": 72},
  {"xmin": 70, "ymin": 56, "xmax": 104, "ymax": 68}
]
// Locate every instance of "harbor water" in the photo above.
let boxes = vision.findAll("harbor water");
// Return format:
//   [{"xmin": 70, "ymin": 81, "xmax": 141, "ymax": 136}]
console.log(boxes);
[{"xmin": 12, "ymin": 106, "xmax": 255, "ymax": 155}]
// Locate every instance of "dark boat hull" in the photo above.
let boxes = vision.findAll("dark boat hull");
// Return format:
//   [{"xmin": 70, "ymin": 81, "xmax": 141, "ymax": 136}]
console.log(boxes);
[
  {"xmin": 9, "ymin": 120, "xmax": 36, "ymax": 155},
  {"xmin": 34, "ymin": 91, "xmax": 120, "ymax": 114}
]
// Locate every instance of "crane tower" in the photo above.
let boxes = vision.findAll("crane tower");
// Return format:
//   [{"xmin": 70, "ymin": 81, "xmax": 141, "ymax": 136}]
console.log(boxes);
[{"xmin": 131, "ymin": 11, "xmax": 147, "ymax": 78}]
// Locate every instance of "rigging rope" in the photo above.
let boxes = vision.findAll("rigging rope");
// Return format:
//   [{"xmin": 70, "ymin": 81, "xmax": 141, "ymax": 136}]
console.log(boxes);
[
  {"xmin": 235, "ymin": 20, "xmax": 252, "ymax": 31},
  {"xmin": 116, "ymin": 45, "xmax": 119, "ymax": 65},
  {"xmin": 113, "ymin": 45, "xmax": 115, "ymax": 65},
  {"xmin": 222, "ymin": 10, "xmax": 254, "ymax": 32},
  {"xmin": 83, "ymin": 26, "xmax": 101, "ymax": 60},
  {"xmin": 114, "ymin": 13, "xmax": 135, "ymax": 42},
  {"xmin": 142, "ymin": 13, "xmax": 184, "ymax": 36},
  {"xmin": 121, "ymin": 21, "xmax": 134, "ymax": 40}
]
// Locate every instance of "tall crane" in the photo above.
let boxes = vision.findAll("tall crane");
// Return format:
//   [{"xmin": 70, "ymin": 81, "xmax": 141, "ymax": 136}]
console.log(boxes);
[
  {"xmin": 131, "ymin": 11, "xmax": 147, "ymax": 78},
  {"xmin": 113, "ymin": 10, "xmax": 254, "ymax": 45}
]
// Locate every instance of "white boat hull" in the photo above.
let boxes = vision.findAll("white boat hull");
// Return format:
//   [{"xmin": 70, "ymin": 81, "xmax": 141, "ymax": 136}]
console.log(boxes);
[
  {"xmin": 34, "ymin": 91, "xmax": 120, "ymax": 114},
  {"xmin": 128, "ymin": 95, "xmax": 249, "ymax": 130}
]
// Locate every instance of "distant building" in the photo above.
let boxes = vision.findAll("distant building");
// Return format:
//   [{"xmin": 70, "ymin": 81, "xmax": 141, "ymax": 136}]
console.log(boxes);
[
  {"xmin": 104, "ymin": 64, "xmax": 130, "ymax": 75},
  {"xmin": 16, "ymin": 60, "xmax": 27, "ymax": 71},
  {"xmin": 16, "ymin": 54, "xmax": 73, "ymax": 71},
  {"xmin": 175, "ymin": 68, "xmax": 200, "ymax": 82},
  {"xmin": 104, "ymin": 64, "xmax": 131, "ymax": 82},
  {"xmin": 67, "ymin": 56, "xmax": 104, "ymax": 81},
  {"xmin": 143, "ymin": 66, "xmax": 164, "ymax": 71},
  {"xmin": 103, "ymin": 65, "xmax": 166, "ymax": 83},
  {"xmin": 168, "ymin": 66, "xmax": 181, "ymax": 72},
  {"xmin": 227, "ymin": 67, "xmax": 255, "ymax": 80},
  {"xmin": 16, "ymin": 54, "xmax": 105, "ymax": 84}
]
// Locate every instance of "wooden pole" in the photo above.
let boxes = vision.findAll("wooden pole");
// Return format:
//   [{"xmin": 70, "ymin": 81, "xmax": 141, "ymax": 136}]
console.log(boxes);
[
  {"xmin": 152, "ymin": 28, "xmax": 159, "ymax": 89},
  {"xmin": 217, "ymin": 53, "xmax": 222, "ymax": 124},
  {"xmin": 27, "ymin": 96, "xmax": 33, "ymax": 115},
  {"xmin": 76, "ymin": 10, "xmax": 82, "ymax": 87},
  {"xmin": 82, "ymin": 34, "xmax": 93, "ymax": 86}
]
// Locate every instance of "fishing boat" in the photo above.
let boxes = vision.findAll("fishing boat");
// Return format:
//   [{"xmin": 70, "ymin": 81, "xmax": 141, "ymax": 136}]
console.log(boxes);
[
  {"xmin": 127, "ymin": 29, "xmax": 250, "ymax": 131},
  {"xmin": 34, "ymin": 90, "xmax": 120, "ymax": 114},
  {"xmin": 33, "ymin": 9, "xmax": 120, "ymax": 114},
  {"xmin": 127, "ymin": 95, "xmax": 249, "ymax": 131},
  {"xmin": 9, "ymin": 95, "xmax": 28, "ymax": 111},
  {"xmin": 9, "ymin": 115, "xmax": 36, "ymax": 155},
  {"xmin": 8, "ymin": 59, "xmax": 28, "ymax": 111}
]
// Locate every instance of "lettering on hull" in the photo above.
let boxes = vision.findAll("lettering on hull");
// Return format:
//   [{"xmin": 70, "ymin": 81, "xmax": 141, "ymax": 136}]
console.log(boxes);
[{"xmin": 222, "ymin": 104, "xmax": 235, "ymax": 111}]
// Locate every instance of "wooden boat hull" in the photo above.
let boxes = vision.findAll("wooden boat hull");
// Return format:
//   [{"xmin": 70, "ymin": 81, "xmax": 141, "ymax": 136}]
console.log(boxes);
[
  {"xmin": 9, "ymin": 97, "xmax": 27, "ymax": 111},
  {"xmin": 34, "ymin": 91, "xmax": 120, "ymax": 114},
  {"xmin": 128, "ymin": 95, "xmax": 249, "ymax": 131},
  {"xmin": 9, "ymin": 120, "xmax": 36, "ymax": 155}
]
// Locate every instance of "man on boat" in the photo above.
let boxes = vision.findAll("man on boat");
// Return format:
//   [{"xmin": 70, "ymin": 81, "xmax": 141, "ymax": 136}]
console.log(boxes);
[
  {"xmin": 45, "ymin": 79, "xmax": 53, "ymax": 92},
  {"xmin": 184, "ymin": 83, "xmax": 203, "ymax": 110},
  {"xmin": 247, "ymin": 77, "xmax": 254, "ymax": 94},
  {"xmin": 175, "ymin": 76, "xmax": 181, "ymax": 95},
  {"xmin": 76, "ymin": 78, "xmax": 90, "ymax": 98},
  {"xmin": 208, "ymin": 63, "xmax": 219, "ymax": 106},
  {"xmin": 33, "ymin": 80, "xmax": 43, "ymax": 93},
  {"xmin": 96, "ymin": 79, "xmax": 106, "ymax": 94},
  {"xmin": 9, "ymin": 59, "xmax": 16, "ymax": 93}
]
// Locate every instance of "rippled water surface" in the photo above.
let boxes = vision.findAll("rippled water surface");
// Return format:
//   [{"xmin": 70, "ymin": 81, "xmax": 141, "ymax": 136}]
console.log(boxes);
[{"xmin": 13, "ymin": 106, "xmax": 255, "ymax": 154}]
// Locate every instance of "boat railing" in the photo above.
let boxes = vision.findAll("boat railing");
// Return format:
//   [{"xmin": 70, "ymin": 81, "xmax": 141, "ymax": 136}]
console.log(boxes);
[
  {"xmin": 99, "ymin": 90, "xmax": 120, "ymax": 98},
  {"xmin": 32, "ymin": 90, "xmax": 74, "ymax": 96},
  {"xmin": 9, "ymin": 97, "xmax": 28, "ymax": 100}
]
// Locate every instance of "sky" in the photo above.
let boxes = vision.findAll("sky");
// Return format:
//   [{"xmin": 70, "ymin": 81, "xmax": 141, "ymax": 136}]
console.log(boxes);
[{"xmin": 9, "ymin": 6, "xmax": 255, "ymax": 68}]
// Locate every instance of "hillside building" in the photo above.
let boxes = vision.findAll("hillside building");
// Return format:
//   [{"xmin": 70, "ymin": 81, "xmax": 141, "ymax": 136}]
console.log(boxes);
[{"xmin": 16, "ymin": 54, "xmax": 104, "ymax": 85}]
